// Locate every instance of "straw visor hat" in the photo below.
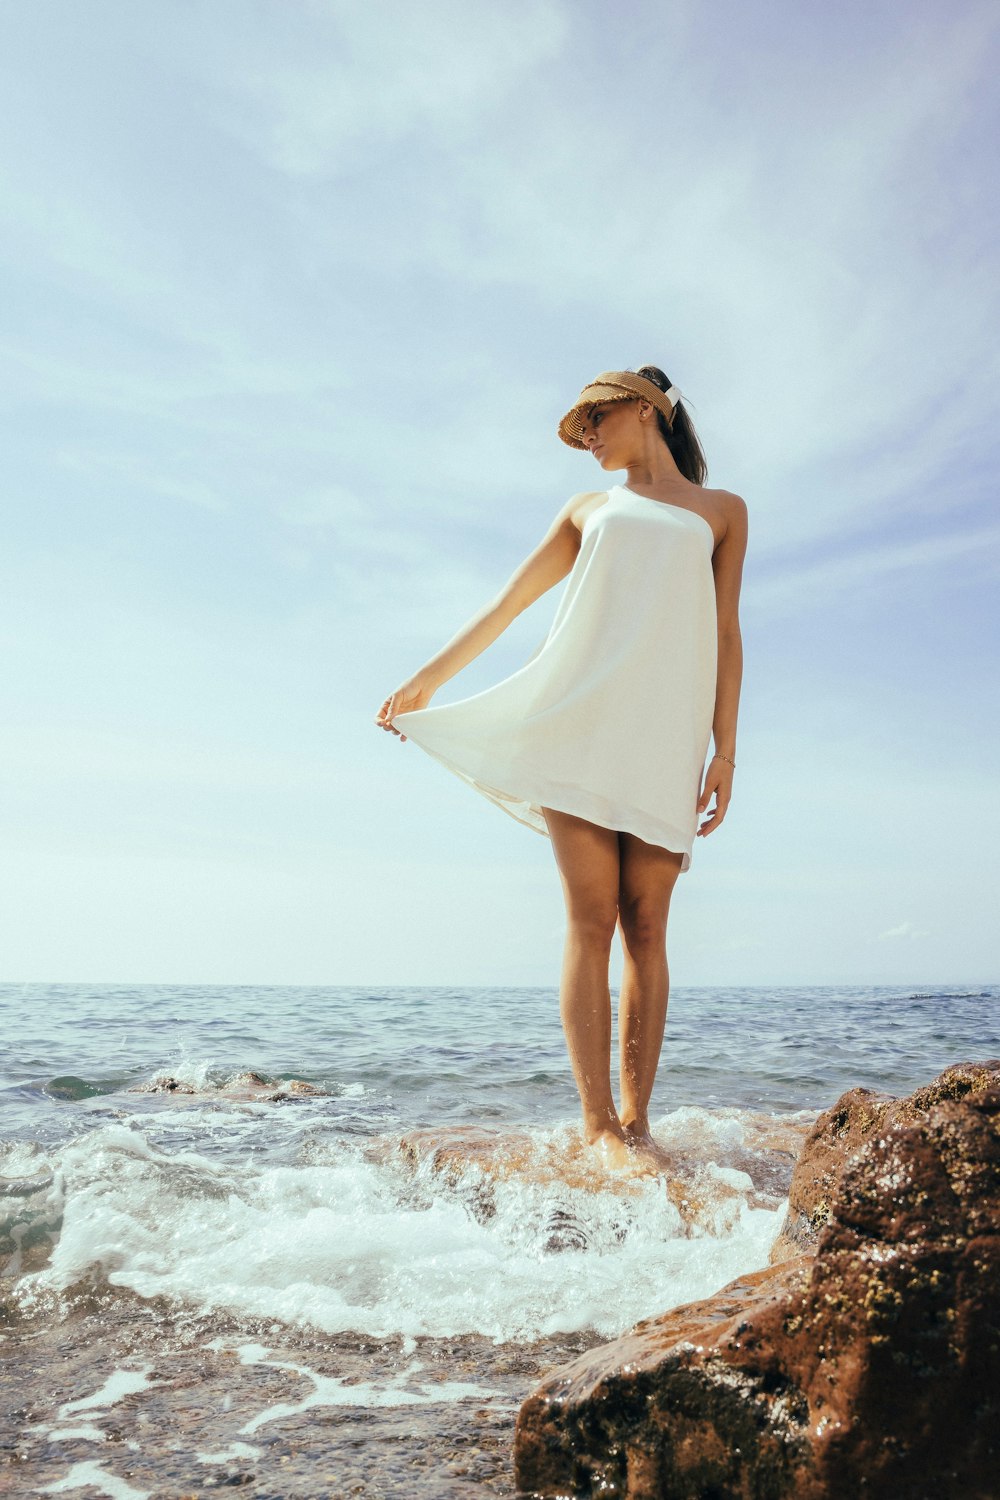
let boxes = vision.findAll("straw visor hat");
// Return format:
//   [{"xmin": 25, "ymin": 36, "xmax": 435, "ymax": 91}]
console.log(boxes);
[{"xmin": 557, "ymin": 370, "xmax": 683, "ymax": 449}]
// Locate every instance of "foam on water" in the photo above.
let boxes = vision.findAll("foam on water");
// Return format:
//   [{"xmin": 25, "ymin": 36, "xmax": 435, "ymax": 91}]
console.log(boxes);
[
  {"xmin": 29, "ymin": 1365, "xmax": 160, "ymax": 1492},
  {"xmin": 196, "ymin": 1441, "xmax": 263, "ymax": 1465},
  {"xmin": 202, "ymin": 1340, "xmax": 506, "ymax": 1425},
  {"xmin": 7, "ymin": 1105, "xmax": 798, "ymax": 1343},
  {"xmin": 57, "ymin": 1367, "xmax": 159, "ymax": 1417},
  {"xmin": 38, "ymin": 1462, "xmax": 150, "ymax": 1499}
]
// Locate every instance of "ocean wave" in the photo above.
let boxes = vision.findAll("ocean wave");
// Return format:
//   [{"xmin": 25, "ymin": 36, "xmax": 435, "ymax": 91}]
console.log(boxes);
[
  {"xmin": 896, "ymin": 991, "xmax": 993, "ymax": 1002},
  {"xmin": 2, "ymin": 1106, "xmax": 809, "ymax": 1344}
]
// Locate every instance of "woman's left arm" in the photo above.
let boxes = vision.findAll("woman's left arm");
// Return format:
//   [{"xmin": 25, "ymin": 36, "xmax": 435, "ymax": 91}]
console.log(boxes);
[{"xmin": 697, "ymin": 493, "xmax": 749, "ymax": 838}]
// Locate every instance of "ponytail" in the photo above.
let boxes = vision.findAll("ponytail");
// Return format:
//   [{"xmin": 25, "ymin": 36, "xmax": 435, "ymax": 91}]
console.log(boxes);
[{"xmin": 634, "ymin": 365, "xmax": 708, "ymax": 486}]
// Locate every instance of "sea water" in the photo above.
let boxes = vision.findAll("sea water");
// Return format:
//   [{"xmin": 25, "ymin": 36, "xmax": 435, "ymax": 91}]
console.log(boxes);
[{"xmin": 1, "ymin": 981, "xmax": 996, "ymax": 1496}]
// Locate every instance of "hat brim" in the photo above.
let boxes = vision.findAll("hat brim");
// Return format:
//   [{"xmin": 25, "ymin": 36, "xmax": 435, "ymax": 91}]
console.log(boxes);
[{"xmin": 557, "ymin": 387, "xmax": 638, "ymax": 449}]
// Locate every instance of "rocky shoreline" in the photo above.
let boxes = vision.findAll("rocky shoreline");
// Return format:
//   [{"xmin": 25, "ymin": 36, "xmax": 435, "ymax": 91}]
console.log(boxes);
[
  {"xmin": 5, "ymin": 1062, "xmax": 996, "ymax": 1497},
  {"xmin": 514, "ymin": 1061, "xmax": 1000, "ymax": 1500},
  {"xmin": 1, "ymin": 1292, "xmax": 602, "ymax": 1498}
]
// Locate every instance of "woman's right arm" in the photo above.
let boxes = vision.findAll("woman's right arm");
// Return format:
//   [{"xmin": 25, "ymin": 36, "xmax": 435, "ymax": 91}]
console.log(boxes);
[{"xmin": 375, "ymin": 493, "xmax": 595, "ymax": 738}]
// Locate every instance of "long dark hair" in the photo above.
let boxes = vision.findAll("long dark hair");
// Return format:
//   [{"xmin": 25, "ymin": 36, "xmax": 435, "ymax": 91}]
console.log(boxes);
[{"xmin": 634, "ymin": 364, "xmax": 708, "ymax": 486}]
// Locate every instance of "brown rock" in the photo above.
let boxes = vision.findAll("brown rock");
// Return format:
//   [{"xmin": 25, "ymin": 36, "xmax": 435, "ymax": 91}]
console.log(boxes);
[
  {"xmin": 126, "ymin": 1071, "xmax": 326, "ymax": 1101},
  {"xmin": 127, "ymin": 1075, "xmax": 197, "ymax": 1094},
  {"xmin": 391, "ymin": 1123, "xmax": 798, "ymax": 1246},
  {"xmin": 514, "ymin": 1068, "xmax": 1000, "ymax": 1500},
  {"xmin": 397, "ymin": 1126, "xmax": 538, "ymax": 1183},
  {"xmin": 770, "ymin": 1059, "xmax": 1000, "ymax": 1263},
  {"xmin": 515, "ymin": 1258, "xmax": 814, "ymax": 1498}
]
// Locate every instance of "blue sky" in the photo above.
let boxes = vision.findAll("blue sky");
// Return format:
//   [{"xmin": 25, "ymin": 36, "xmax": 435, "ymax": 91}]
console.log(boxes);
[{"xmin": 2, "ymin": 0, "xmax": 997, "ymax": 986}]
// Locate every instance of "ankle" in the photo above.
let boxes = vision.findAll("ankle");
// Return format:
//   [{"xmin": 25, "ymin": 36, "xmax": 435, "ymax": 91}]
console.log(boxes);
[{"xmin": 582, "ymin": 1113, "xmax": 625, "ymax": 1145}]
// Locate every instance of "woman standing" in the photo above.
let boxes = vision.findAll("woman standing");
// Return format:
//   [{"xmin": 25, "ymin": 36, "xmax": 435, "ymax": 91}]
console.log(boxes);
[{"xmin": 375, "ymin": 366, "xmax": 747, "ymax": 1170}]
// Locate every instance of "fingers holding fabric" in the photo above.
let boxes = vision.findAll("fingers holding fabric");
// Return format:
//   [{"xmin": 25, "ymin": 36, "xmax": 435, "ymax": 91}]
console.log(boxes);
[
  {"xmin": 375, "ymin": 694, "xmax": 408, "ymax": 740},
  {"xmin": 374, "ymin": 674, "xmax": 439, "ymax": 742}
]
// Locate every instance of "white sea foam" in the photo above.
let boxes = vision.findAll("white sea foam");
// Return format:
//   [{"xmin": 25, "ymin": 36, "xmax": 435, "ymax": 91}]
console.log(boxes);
[
  {"xmin": 14, "ymin": 1109, "xmax": 794, "ymax": 1344},
  {"xmin": 0, "ymin": 1138, "xmax": 49, "ymax": 1175},
  {"xmin": 38, "ymin": 1459, "xmax": 150, "ymax": 1498},
  {"xmin": 58, "ymin": 1367, "xmax": 158, "ymax": 1416},
  {"xmin": 29, "ymin": 1363, "xmax": 160, "ymax": 1456},
  {"xmin": 196, "ymin": 1441, "xmax": 262, "ymax": 1464},
  {"xmin": 198, "ymin": 1340, "xmax": 504, "ymax": 1427},
  {"xmin": 146, "ymin": 1059, "xmax": 214, "ymax": 1091}
]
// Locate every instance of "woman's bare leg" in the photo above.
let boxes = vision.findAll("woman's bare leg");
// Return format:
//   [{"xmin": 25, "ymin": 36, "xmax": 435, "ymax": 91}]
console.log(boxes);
[
  {"xmin": 616, "ymin": 832, "xmax": 684, "ymax": 1154},
  {"xmin": 541, "ymin": 807, "xmax": 630, "ymax": 1166}
]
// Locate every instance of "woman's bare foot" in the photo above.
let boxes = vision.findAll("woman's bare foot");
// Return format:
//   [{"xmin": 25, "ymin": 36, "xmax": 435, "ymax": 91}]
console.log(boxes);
[
  {"xmin": 586, "ymin": 1126, "xmax": 635, "ymax": 1171},
  {"xmin": 622, "ymin": 1119, "xmax": 672, "ymax": 1172},
  {"xmin": 585, "ymin": 1126, "xmax": 666, "ymax": 1177}
]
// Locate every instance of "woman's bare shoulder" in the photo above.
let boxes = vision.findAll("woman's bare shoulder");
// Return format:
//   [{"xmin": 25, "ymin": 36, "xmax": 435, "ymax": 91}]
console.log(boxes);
[
  {"xmin": 703, "ymin": 486, "xmax": 748, "ymax": 538},
  {"xmin": 564, "ymin": 489, "xmax": 609, "ymax": 536},
  {"xmin": 703, "ymin": 484, "xmax": 746, "ymax": 510}
]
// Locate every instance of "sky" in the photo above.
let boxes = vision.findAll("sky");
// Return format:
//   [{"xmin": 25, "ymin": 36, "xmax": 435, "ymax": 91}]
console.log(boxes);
[{"xmin": 1, "ymin": 0, "xmax": 998, "ymax": 988}]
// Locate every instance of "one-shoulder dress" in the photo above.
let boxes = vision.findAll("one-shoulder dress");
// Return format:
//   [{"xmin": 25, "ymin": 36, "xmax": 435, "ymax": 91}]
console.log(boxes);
[{"xmin": 390, "ymin": 484, "xmax": 718, "ymax": 872}]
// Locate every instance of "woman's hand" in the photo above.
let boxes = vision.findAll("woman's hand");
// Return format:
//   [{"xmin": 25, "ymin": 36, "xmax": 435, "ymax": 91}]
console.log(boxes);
[
  {"xmin": 696, "ymin": 756, "xmax": 734, "ymax": 837},
  {"xmin": 374, "ymin": 674, "xmax": 438, "ymax": 742}
]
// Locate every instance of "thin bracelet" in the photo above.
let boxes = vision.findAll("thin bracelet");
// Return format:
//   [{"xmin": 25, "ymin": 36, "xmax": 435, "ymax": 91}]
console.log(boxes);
[{"xmin": 713, "ymin": 752, "xmax": 736, "ymax": 769}]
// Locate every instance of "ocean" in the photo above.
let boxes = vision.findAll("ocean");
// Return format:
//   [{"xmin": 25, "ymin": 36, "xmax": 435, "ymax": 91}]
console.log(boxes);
[{"xmin": 2, "ymin": 980, "xmax": 997, "ymax": 1497}]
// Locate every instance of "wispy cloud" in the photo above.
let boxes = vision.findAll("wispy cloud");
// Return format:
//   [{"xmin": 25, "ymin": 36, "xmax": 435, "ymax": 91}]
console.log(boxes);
[
  {"xmin": 0, "ymin": 0, "xmax": 996, "ymax": 982},
  {"xmin": 748, "ymin": 519, "xmax": 1000, "ymax": 615},
  {"xmin": 878, "ymin": 921, "xmax": 930, "ymax": 941},
  {"xmin": 56, "ymin": 448, "xmax": 227, "ymax": 513},
  {"xmin": 198, "ymin": 2, "xmax": 571, "ymax": 178}
]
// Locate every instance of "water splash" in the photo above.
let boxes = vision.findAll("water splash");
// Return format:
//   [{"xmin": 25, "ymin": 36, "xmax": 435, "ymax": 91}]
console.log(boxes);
[{"xmin": 6, "ymin": 1106, "xmax": 806, "ymax": 1344}]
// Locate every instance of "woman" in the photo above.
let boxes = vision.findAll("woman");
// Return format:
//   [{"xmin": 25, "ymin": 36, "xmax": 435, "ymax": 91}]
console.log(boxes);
[{"xmin": 375, "ymin": 366, "xmax": 747, "ymax": 1170}]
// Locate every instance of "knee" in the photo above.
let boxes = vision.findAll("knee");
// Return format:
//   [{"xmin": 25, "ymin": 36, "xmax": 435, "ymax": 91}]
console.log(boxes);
[
  {"xmin": 566, "ymin": 902, "xmax": 619, "ymax": 951},
  {"xmin": 619, "ymin": 901, "xmax": 668, "ymax": 957}
]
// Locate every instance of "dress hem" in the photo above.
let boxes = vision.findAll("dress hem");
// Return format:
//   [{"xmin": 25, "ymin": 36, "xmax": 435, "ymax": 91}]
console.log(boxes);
[{"xmin": 399, "ymin": 730, "xmax": 696, "ymax": 873}]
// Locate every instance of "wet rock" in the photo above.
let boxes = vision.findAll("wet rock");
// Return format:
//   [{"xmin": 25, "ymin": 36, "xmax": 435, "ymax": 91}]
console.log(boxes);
[
  {"xmin": 126, "ymin": 1072, "xmax": 326, "ymax": 1102},
  {"xmin": 770, "ymin": 1059, "xmax": 1000, "ymax": 1263},
  {"xmin": 516, "ymin": 1257, "xmax": 814, "ymax": 1497},
  {"xmin": 541, "ymin": 1206, "xmax": 592, "ymax": 1254},
  {"xmin": 227, "ymin": 1072, "xmax": 326, "ymax": 1101},
  {"xmin": 1, "ymin": 1296, "xmax": 591, "ymax": 1498},
  {"xmin": 393, "ymin": 1122, "xmax": 797, "ymax": 1242},
  {"xmin": 514, "ymin": 1069, "xmax": 1000, "ymax": 1500},
  {"xmin": 44, "ymin": 1076, "xmax": 109, "ymax": 1101},
  {"xmin": 128, "ymin": 1075, "xmax": 198, "ymax": 1095},
  {"xmin": 0, "ymin": 1170, "xmax": 53, "ymax": 1199},
  {"xmin": 397, "ymin": 1125, "xmax": 537, "ymax": 1182}
]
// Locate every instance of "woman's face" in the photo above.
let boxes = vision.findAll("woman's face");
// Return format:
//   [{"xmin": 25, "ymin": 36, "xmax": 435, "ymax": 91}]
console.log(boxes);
[{"xmin": 577, "ymin": 400, "xmax": 644, "ymax": 469}]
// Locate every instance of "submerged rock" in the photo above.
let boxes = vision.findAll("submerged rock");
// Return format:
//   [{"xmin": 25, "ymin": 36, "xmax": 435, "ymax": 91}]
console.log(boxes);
[
  {"xmin": 44, "ymin": 1076, "xmax": 109, "ymax": 1101},
  {"xmin": 394, "ymin": 1120, "xmax": 799, "ymax": 1233},
  {"xmin": 390, "ymin": 1120, "xmax": 804, "ymax": 1265},
  {"xmin": 127, "ymin": 1075, "xmax": 197, "ymax": 1095},
  {"xmin": 126, "ymin": 1071, "xmax": 326, "ymax": 1101},
  {"xmin": 514, "ymin": 1063, "xmax": 1000, "ymax": 1500}
]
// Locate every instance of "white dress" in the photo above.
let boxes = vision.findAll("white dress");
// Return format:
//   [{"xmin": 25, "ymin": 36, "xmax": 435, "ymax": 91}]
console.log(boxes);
[{"xmin": 391, "ymin": 484, "xmax": 718, "ymax": 872}]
